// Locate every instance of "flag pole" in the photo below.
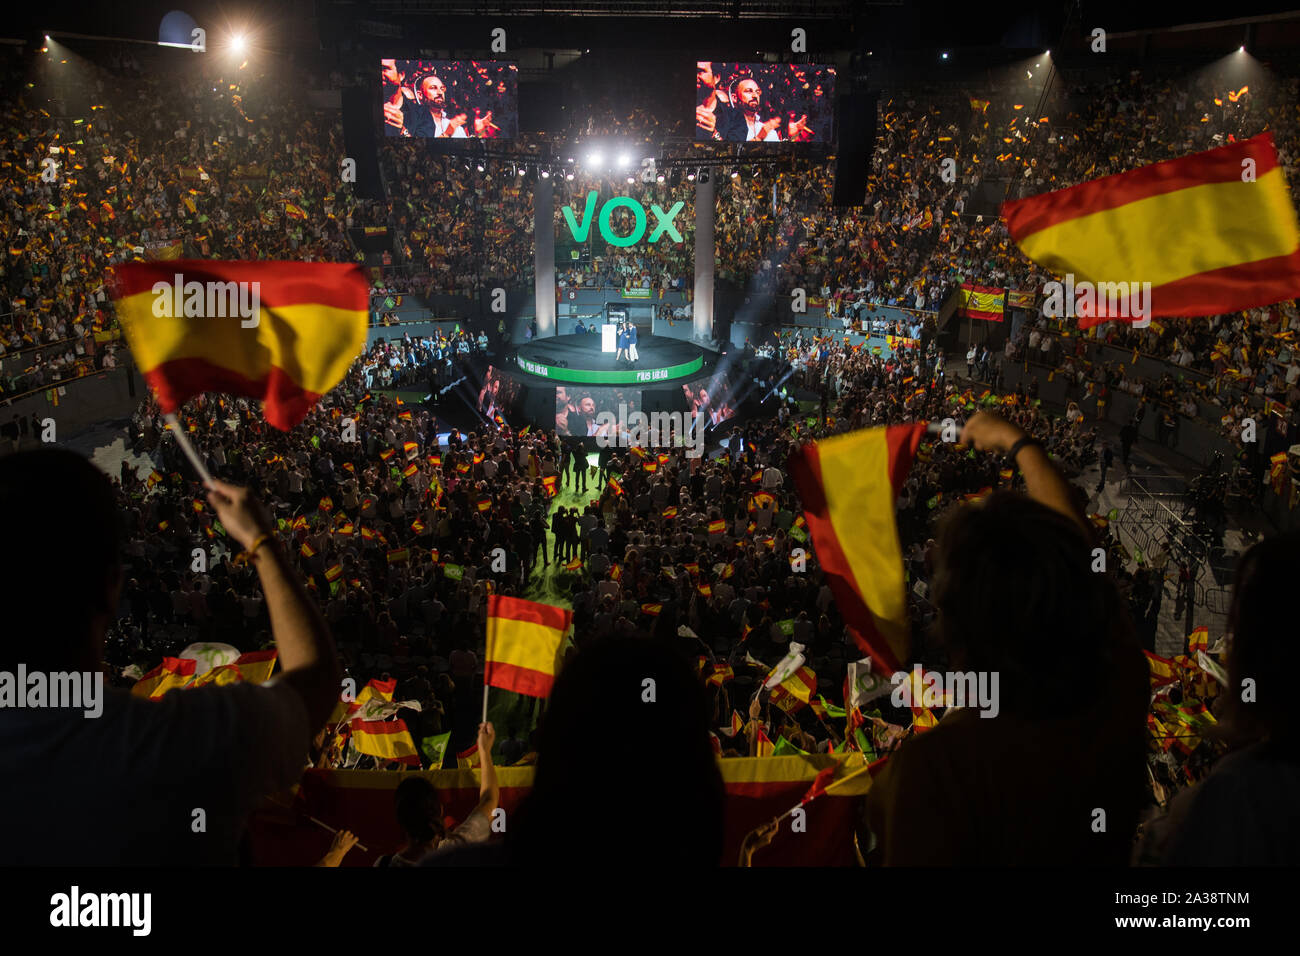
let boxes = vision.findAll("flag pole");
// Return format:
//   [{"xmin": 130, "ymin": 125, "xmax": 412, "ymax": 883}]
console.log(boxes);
[
  {"xmin": 481, "ymin": 682, "xmax": 489, "ymax": 723},
  {"xmin": 265, "ymin": 797, "xmax": 368, "ymax": 853},
  {"xmin": 163, "ymin": 413, "xmax": 214, "ymax": 486}
]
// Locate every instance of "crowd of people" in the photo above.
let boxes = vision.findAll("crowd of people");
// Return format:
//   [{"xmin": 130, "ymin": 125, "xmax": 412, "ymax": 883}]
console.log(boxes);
[{"xmin": 1, "ymin": 42, "xmax": 1296, "ymax": 869}]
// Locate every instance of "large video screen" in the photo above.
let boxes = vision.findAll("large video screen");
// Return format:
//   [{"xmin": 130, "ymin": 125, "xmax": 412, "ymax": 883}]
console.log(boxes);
[
  {"xmin": 382, "ymin": 59, "xmax": 518, "ymax": 139},
  {"xmin": 695, "ymin": 61, "xmax": 836, "ymax": 143},
  {"xmin": 478, "ymin": 366, "xmax": 524, "ymax": 422},
  {"xmin": 555, "ymin": 386, "xmax": 641, "ymax": 438},
  {"xmin": 683, "ymin": 367, "xmax": 739, "ymax": 429}
]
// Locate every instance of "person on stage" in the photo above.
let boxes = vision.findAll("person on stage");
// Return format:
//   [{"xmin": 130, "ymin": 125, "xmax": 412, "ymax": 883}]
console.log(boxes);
[
  {"xmin": 627, "ymin": 322, "xmax": 639, "ymax": 365},
  {"xmin": 615, "ymin": 322, "xmax": 629, "ymax": 366}
]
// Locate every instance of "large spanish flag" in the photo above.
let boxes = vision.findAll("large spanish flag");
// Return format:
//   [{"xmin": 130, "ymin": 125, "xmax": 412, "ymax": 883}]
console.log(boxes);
[
  {"xmin": 351, "ymin": 718, "xmax": 421, "ymax": 767},
  {"xmin": 1002, "ymin": 133, "xmax": 1300, "ymax": 324},
  {"xmin": 957, "ymin": 284, "xmax": 1005, "ymax": 322},
  {"xmin": 789, "ymin": 423, "xmax": 926, "ymax": 674},
  {"xmin": 485, "ymin": 595, "xmax": 572, "ymax": 698},
  {"xmin": 112, "ymin": 261, "xmax": 369, "ymax": 430}
]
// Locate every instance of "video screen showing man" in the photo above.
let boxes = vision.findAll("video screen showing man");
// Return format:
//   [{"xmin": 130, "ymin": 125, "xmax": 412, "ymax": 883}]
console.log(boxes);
[
  {"xmin": 683, "ymin": 369, "xmax": 738, "ymax": 427},
  {"xmin": 555, "ymin": 387, "xmax": 637, "ymax": 439},
  {"xmin": 695, "ymin": 62, "xmax": 836, "ymax": 143},
  {"xmin": 477, "ymin": 366, "xmax": 522, "ymax": 422},
  {"xmin": 382, "ymin": 59, "xmax": 518, "ymax": 139}
]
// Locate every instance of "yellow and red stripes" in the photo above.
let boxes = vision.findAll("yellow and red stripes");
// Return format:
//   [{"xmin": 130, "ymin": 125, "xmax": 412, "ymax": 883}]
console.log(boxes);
[
  {"xmin": 112, "ymin": 260, "xmax": 368, "ymax": 430},
  {"xmin": 485, "ymin": 594, "xmax": 572, "ymax": 698},
  {"xmin": 1002, "ymin": 133, "xmax": 1300, "ymax": 322},
  {"xmin": 789, "ymin": 424, "xmax": 925, "ymax": 674}
]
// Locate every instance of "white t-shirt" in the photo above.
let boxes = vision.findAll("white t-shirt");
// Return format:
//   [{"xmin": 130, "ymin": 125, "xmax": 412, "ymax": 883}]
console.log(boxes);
[{"xmin": 0, "ymin": 680, "xmax": 310, "ymax": 865}]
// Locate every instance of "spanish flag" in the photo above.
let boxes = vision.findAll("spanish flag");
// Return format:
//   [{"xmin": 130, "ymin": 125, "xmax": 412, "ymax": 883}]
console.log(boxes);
[
  {"xmin": 1002, "ymin": 133, "xmax": 1300, "ymax": 324},
  {"xmin": 456, "ymin": 741, "xmax": 481, "ymax": 770},
  {"xmin": 789, "ymin": 423, "xmax": 925, "ymax": 674},
  {"xmin": 769, "ymin": 666, "xmax": 816, "ymax": 714},
  {"xmin": 485, "ymin": 594, "xmax": 572, "ymax": 698},
  {"xmin": 957, "ymin": 283, "xmax": 1005, "ymax": 322},
  {"xmin": 112, "ymin": 261, "xmax": 368, "ymax": 430},
  {"xmin": 755, "ymin": 726, "xmax": 776, "ymax": 758},
  {"xmin": 351, "ymin": 718, "xmax": 421, "ymax": 767},
  {"xmin": 1143, "ymin": 649, "xmax": 1179, "ymax": 688},
  {"xmin": 131, "ymin": 657, "xmax": 197, "ymax": 699},
  {"xmin": 187, "ymin": 649, "xmax": 279, "ymax": 688}
]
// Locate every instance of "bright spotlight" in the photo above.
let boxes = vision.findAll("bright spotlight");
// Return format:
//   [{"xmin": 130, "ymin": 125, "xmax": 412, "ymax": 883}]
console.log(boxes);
[
  {"xmin": 587, "ymin": 151, "xmax": 603, "ymax": 169},
  {"xmin": 540, "ymin": 169, "xmax": 550, "ymax": 179},
  {"xmin": 656, "ymin": 174, "xmax": 665, "ymax": 183},
  {"xmin": 730, "ymin": 170, "xmax": 739, "ymax": 179},
  {"xmin": 626, "ymin": 176, "xmax": 634, "ymax": 184},
  {"xmin": 230, "ymin": 34, "xmax": 247, "ymax": 54},
  {"xmin": 686, "ymin": 172, "xmax": 696, "ymax": 182},
  {"xmin": 1239, "ymin": 45, "xmax": 1245, "ymax": 52},
  {"xmin": 476, "ymin": 163, "xmax": 485, "ymax": 172},
  {"xmin": 617, "ymin": 153, "xmax": 631, "ymax": 169},
  {"xmin": 565, "ymin": 172, "xmax": 575, "ymax": 181},
  {"xmin": 941, "ymin": 52, "xmax": 949, "ymax": 60}
]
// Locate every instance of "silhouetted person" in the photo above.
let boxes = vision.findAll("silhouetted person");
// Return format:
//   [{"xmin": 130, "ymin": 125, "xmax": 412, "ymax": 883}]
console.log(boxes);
[
  {"xmin": 0, "ymin": 450, "xmax": 340, "ymax": 865},
  {"xmin": 1154, "ymin": 531, "xmax": 1300, "ymax": 865},
  {"xmin": 376, "ymin": 723, "xmax": 497, "ymax": 866},
  {"xmin": 426, "ymin": 637, "xmax": 726, "ymax": 866},
  {"xmin": 862, "ymin": 413, "xmax": 1149, "ymax": 865}
]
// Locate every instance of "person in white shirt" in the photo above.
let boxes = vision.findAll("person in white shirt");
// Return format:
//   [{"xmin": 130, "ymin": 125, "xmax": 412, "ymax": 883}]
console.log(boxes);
[
  {"xmin": 414, "ymin": 74, "xmax": 468, "ymax": 138},
  {"xmin": 735, "ymin": 79, "xmax": 781, "ymax": 141}
]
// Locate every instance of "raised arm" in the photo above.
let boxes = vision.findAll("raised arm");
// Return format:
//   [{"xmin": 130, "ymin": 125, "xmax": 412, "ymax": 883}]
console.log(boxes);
[
  {"xmin": 206, "ymin": 479, "xmax": 341, "ymax": 729},
  {"xmin": 959, "ymin": 411, "xmax": 1090, "ymax": 539}
]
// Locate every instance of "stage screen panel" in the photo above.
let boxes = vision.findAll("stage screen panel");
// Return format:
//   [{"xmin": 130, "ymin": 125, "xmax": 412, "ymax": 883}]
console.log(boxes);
[
  {"xmin": 695, "ymin": 61, "xmax": 836, "ymax": 143},
  {"xmin": 555, "ymin": 386, "xmax": 642, "ymax": 438},
  {"xmin": 382, "ymin": 59, "xmax": 518, "ymax": 139},
  {"xmin": 683, "ymin": 366, "xmax": 739, "ymax": 429},
  {"xmin": 478, "ymin": 365, "xmax": 524, "ymax": 422}
]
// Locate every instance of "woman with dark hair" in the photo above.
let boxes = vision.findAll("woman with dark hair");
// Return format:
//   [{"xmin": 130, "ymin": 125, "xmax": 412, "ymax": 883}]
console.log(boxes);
[
  {"xmin": 860, "ymin": 412, "xmax": 1150, "ymax": 865},
  {"xmin": 375, "ymin": 722, "xmax": 498, "ymax": 867},
  {"xmin": 1151, "ymin": 531, "xmax": 1300, "ymax": 865},
  {"xmin": 426, "ymin": 638, "xmax": 726, "ymax": 866}
]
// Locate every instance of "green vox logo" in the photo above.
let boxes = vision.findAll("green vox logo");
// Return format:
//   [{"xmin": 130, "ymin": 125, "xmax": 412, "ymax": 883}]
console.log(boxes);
[{"xmin": 562, "ymin": 191, "xmax": 685, "ymax": 246}]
